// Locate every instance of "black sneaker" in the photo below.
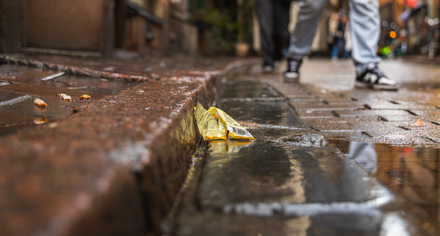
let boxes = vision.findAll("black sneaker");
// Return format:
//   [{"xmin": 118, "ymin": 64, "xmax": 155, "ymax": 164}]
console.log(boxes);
[
  {"xmin": 355, "ymin": 63, "xmax": 398, "ymax": 91},
  {"xmin": 283, "ymin": 58, "xmax": 302, "ymax": 83}
]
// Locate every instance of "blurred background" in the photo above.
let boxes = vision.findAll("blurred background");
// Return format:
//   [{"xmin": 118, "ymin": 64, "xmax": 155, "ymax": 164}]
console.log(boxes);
[{"xmin": 0, "ymin": 0, "xmax": 439, "ymax": 59}]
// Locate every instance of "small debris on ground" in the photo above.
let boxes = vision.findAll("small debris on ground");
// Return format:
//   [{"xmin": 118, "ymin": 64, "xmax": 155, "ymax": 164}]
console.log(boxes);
[
  {"xmin": 57, "ymin": 93, "xmax": 71, "ymax": 101},
  {"xmin": 34, "ymin": 117, "xmax": 48, "ymax": 124},
  {"xmin": 80, "ymin": 94, "xmax": 91, "ymax": 100},
  {"xmin": 277, "ymin": 133, "xmax": 327, "ymax": 147},
  {"xmin": 194, "ymin": 102, "xmax": 255, "ymax": 141},
  {"xmin": 34, "ymin": 98, "xmax": 47, "ymax": 107},
  {"xmin": 61, "ymin": 94, "xmax": 71, "ymax": 101},
  {"xmin": 410, "ymin": 119, "xmax": 424, "ymax": 126}
]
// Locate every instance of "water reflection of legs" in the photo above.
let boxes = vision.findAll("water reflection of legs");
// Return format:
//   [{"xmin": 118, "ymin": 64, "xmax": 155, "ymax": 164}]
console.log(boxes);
[{"xmin": 347, "ymin": 142, "xmax": 377, "ymax": 174}]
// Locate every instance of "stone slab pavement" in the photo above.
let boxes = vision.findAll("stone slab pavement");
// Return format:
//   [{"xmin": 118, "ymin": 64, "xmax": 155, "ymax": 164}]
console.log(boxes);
[{"xmin": 173, "ymin": 58, "xmax": 440, "ymax": 236}]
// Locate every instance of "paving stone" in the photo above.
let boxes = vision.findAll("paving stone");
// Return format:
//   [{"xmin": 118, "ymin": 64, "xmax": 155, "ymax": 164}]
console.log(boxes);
[
  {"xmin": 364, "ymin": 101, "xmax": 436, "ymax": 110},
  {"xmin": 218, "ymin": 100, "xmax": 308, "ymax": 128},
  {"xmin": 288, "ymin": 96, "xmax": 356, "ymax": 103},
  {"xmin": 344, "ymin": 89, "xmax": 438, "ymax": 104},
  {"xmin": 261, "ymin": 80, "xmax": 315, "ymax": 96},
  {"xmin": 390, "ymin": 120, "xmax": 440, "ymax": 131},
  {"xmin": 219, "ymin": 87, "xmax": 280, "ymax": 99},
  {"xmin": 249, "ymin": 128, "xmax": 320, "ymax": 142},
  {"xmin": 222, "ymin": 82, "xmax": 269, "ymax": 90},
  {"xmin": 54, "ymin": 75, "xmax": 141, "ymax": 94},
  {"xmin": 322, "ymin": 129, "xmax": 439, "ymax": 147},
  {"xmin": 287, "ymin": 94, "xmax": 318, "ymax": 99},
  {"xmin": 0, "ymin": 112, "xmax": 37, "ymax": 135},
  {"xmin": 378, "ymin": 115, "xmax": 423, "ymax": 122},
  {"xmin": 320, "ymin": 130, "xmax": 371, "ymax": 140},
  {"xmin": 0, "ymin": 91, "xmax": 27, "ymax": 103},
  {"xmin": 0, "ymin": 83, "xmax": 108, "ymax": 100},
  {"xmin": 295, "ymin": 110, "xmax": 336, "ymax": 119},
  {"xmin": 199, "ymin": 141, "xmax": 384, "ymax": 208},
  {"xmin": 305, "ymin": 119, "xmax": 402, "ymax": 134},
  {"xmin": 405, "ymin": 109, "xmax": 440, "ymax": 117},
  {"xmin": 0, "ymin": 64, "xmax": 56, "ymax": 80},
  {"xmin": 318, "ymin": 97, "xmax": 355, "ymax": 103},
  {"xmin": 290, "ymin": 101, "xmax": 365, "ymax": 111},
  {"xmin": 0, "ymin": 97, "xmax": 83, "ymax": 118},
  {"xmin": 176, "ymin": 211, "xmax": 388, "ymax": 236},
  {"xmin": 335, "ymin": 109, "xmax": 413, "ymax": 118}
]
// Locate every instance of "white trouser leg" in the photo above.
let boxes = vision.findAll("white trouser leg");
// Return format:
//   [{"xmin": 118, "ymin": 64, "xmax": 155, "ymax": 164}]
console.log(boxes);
[
  {"xmin": 288, "ymin": 0, "xmax": 328, "ymax": 60},
  {"xmin": 349, "ymin": 0, "xmax": 381, "ymax": 73}
]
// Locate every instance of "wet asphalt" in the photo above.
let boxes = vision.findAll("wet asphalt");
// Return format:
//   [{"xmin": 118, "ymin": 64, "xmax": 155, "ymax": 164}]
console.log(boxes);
[{"xmin": 174, "ymin": 59, "xmax": 440, "ymax": 236}]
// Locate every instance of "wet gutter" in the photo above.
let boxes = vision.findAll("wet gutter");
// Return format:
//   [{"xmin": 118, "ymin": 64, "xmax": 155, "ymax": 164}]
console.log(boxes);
[{"xmin": 0, "ymin": 57, "xmax": 257, "ymax": 236}]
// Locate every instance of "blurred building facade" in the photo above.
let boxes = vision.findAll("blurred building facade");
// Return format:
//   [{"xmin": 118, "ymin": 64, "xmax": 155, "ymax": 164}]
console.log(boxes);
[
  {"xmin": 0, "ymin": 0, "xmax": 198, "ymax": 57},
  {"xmin": 252, "ymin": 0, "xmax": 440, "ymax": 57},
  {"xmin": 379, "ymin": 0, "xmax": 406, "ymax": 27},
  {"xmin": 378, "ymin": 0, "xmax": 440, "ymax": 55}
]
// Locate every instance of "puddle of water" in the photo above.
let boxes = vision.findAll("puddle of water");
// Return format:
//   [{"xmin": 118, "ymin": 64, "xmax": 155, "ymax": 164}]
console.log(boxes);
[
  {"xmin": 218, "ymin": 100, "xmax": 308, "ymax": 129},
  {"xmin": 54, "ymin": 75, "xmax": 141, "ymax": 94},
  {"xmin": 327, "ymin": 139, "xmax": 440, "ymax": 228},
  {"xmin": 0, "ymin": 64, "xmax": 56, "ymax": 79}
]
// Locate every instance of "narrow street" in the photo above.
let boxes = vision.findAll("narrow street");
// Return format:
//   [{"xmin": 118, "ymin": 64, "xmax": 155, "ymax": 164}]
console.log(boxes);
[
  {"xmin": 173, "ymin": 58, "xmax": 440, "ymax": 236},
  {"xmin": 2, "ymin": 57, "xmax": 440, "ymax": 235},
  {"xmin": 2, "ymin": 0, "xmax": 440, "ymax": 235}
]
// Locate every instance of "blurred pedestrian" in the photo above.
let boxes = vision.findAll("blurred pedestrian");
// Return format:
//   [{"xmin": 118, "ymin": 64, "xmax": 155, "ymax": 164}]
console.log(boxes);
[
  {"xmin": 255, "ymin": 0, "xmax": 292, "ymax": 73},
  {"xmin": 343, "ymin": 20, "xmax": 352, "ymax": 59},
  {"xmin": 283, "ymin": 0, "xmax": 398, "ymax": 91},
  {"xmin": 330, "ymin": 14, "xmax": 349, "ymax": 61},
  {"xmin": 327, "ymin": 12, "xmax": 339, "ymax": 56}
]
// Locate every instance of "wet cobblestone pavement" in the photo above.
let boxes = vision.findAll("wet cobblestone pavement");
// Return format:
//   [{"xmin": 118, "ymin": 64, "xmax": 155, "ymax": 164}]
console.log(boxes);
[
  {"xmin": 173, "ymin": 59, "xmax": 440, "ymax": 236},
  {"xmin": 2, "ymin": 55, "xmax": 440, "ymax": 235}
]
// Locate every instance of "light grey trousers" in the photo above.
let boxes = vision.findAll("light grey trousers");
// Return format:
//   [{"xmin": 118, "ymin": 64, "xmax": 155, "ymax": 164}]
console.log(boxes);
[{"xmin": 288, "ymin": 0, "xmax": 381, "ymax": 71}]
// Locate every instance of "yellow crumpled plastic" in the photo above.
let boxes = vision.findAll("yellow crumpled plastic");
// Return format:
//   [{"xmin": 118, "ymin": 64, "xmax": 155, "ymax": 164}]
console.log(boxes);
[{"xmin": 194, "ymin": 102, "xmax": 255, "ymax": 141}]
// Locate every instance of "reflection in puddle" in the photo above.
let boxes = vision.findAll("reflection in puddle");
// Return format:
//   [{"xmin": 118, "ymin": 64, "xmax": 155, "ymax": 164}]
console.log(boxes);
[
  {"xmin": 328, "ymin": 140, "xmax": 440, "ymax": 229},
  {"xmin": 209, "ymin": 139, "xmax": 254, "ymax": 155},
  {"xmin": 346, "ymin": 142, "xmax": 377, "ymax": 174},
  {"xmin": 34, "ymin": 117, "xmax": 48, "ymax": 124}
]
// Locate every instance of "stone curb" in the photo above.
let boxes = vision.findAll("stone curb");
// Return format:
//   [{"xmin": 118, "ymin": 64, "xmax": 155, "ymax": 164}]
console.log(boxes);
[
  {"xmin": 0, "ymin": 58, "xmax": 255, "ymax": 236},
  {"xmin": 0, "ymin": 56, "xmax": 157, "ymax": 82}
]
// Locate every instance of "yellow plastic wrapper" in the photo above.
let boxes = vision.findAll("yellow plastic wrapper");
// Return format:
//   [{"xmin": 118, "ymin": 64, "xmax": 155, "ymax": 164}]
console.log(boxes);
[
  {"xmin": 208, "ymin": 106, "xmax": 256, "ymax": 140},
  {"xmin": 194, "ymin": 102, "xmax": 227, "ymax": 140},
  {"xmin": 194, "ymin": 102, "xmax": 255, "ymax": 141}
]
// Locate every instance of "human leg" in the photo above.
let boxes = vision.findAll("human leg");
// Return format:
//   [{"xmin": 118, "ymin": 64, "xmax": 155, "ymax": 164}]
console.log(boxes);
[
  {"xmin": 331, "ymin": 39, "xmax": 339, "ymax": 60},
  {"xmin": 255, "ymin": 0, "xmax": 275, "ymax": 69},
  {"xmin": 349, "ymin": 0, "xmax": 398, "ymax": 90},
  {"xmin": 284, "ymin": 0, "xmax": 328, "ymax": 82},
  {"xmin": 272, "ymin": 0, "xmax": 291, "ymax": 62},
  {"xmin": 287, "ymin": 0, "xmax": 329, "ymax": 60},
  {"xmin": 349, "ymin": 0, "xmax": 381, "ymax": 66}
]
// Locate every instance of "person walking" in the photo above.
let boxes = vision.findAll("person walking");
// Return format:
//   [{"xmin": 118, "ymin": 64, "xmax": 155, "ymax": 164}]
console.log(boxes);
[
  {"xmin": 283, "ymin": 0, "xmax": 398, "ymax": 90},
  {"xmin": 331, "ymin": 14, "xmax": 348, "ymax": 61},
  {"xmin": 327, "ymin": 12, "xmax": 339, "ymax": 59},
  {"xmin": 255, "ymin": 0, "xmax": 292, "ymax": 73},
  {"xmin": 343, "ymin": 19, "xmax": 352, "ymax": 59}
]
